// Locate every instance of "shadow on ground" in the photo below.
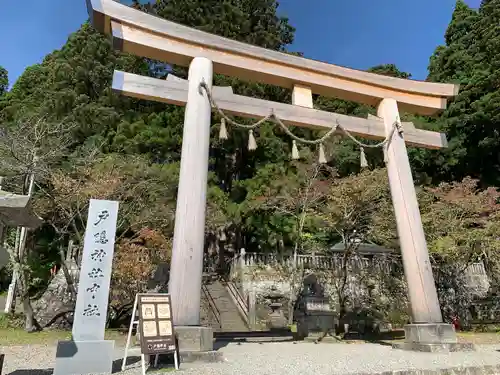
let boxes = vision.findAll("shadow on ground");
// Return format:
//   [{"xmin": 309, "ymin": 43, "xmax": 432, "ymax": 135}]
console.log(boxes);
[
  {"xmin": 6, "ymin": 356, "xmax": 142, "ymax": 375},
  {"xmin": 211, "ymin": 329, "xmax": 406, "ymax": 349},
  {"xmin": 213, "ymin": 329, "xmax": 295, "ymax": 350},
  {"xmin": 344, "ymin": 329, "xmax": 405, "ymax": 346},
  {"xmin": 7, "ymin": 371, "xmax": 53, "ymax": 375}
]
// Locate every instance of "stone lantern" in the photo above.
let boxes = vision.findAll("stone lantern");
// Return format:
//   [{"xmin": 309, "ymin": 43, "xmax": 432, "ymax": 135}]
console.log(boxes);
[{"xmin": 294, "ymin": 274, "xmax": 335, "ymax": 342}]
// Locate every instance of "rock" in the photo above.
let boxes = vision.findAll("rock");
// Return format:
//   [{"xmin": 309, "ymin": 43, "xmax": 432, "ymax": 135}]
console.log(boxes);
[{"xmin": 32, "ymin": 261, "xmax": 79, "ymax": 329}]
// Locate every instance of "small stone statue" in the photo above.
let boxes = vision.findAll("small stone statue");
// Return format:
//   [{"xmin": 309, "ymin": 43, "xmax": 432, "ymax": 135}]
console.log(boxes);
[{"xmin": 302, "ymin": 273, "xmax": 325, "ymax": 298}]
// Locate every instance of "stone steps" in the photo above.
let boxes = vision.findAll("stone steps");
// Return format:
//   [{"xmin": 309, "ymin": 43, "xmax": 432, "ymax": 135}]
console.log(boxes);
[{"xmin": 203, "ymin": 280, "xmax": 249, "ymax": 332}]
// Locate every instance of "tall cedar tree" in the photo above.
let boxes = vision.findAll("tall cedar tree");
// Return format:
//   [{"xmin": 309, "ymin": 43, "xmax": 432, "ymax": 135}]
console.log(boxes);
[
  {"xmin": 425, "ymin": 0, "xmax": 500, "ymax": 186},
  {"xmin": 0, "ymin": 66, "xmax": 7, "ymax": 96}
]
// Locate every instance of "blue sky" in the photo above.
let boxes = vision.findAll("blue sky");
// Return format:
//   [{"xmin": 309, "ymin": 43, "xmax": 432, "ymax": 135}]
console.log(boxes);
[{"xmin": 1, "ymin": 0, "xmax": 481, "ymax": 89}]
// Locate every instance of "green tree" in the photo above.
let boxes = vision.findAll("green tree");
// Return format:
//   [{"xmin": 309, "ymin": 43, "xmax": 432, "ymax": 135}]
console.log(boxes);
[
  {"xmin": 315, "ymin": 64, "xmax": 414, "ymax": 177},
  {"xmin": 0, "ymin": 66, "xmax": 7, "ymax": 96},
  {"xmin": 153, "ymin": 0, "xmax": 294, "ymax": 50},
  {"xmin": 0, "ymin": 0, "xmax": 306, "ymax": 317},
  {"xmin": 423, "ymin": 0, "xmax": 500, "ymax": 186}
]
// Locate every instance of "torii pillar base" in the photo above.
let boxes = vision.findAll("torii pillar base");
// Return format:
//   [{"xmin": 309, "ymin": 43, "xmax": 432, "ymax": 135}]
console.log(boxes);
[
  {"xmin": 174, "ymin": 326, "xmax": 223, "ymax": 363},
  {"xmin": 393, "ymin": 324, "xmax": 475, "ymax": 353}
]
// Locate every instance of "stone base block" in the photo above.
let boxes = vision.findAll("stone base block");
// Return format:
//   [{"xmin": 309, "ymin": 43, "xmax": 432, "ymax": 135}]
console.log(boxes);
[
  {"xmin": 53, "ymin": 340, "xmax": 115, "ymax": 375},
  {"xmin": 175, "ymin": 326, "xmax": 214, "ymax": 352},
  {"xmin": 404, "ymin": 323, "xmax": 457, "ymax": 344},
  {"xmin": 394, "ymin": 323, "xmax": 475, "ymax": 353},
  {"xmin": 393, "ymin": 342, "xmax": 476, "ymax": 353}
]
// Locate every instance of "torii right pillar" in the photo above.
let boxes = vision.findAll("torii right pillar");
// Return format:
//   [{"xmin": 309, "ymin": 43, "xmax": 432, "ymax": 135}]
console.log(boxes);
[{"xmin": 379, "ymin": 98, "xmax": 474, "ymax": 352}]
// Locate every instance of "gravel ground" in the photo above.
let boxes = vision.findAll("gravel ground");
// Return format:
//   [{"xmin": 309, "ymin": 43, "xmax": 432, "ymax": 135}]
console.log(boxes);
[{"xmin": 3, "ymin": 342, "xmax": 500, "ymax": 375}]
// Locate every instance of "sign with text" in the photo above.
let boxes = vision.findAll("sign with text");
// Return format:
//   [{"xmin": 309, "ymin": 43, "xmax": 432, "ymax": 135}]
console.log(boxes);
[
  {"xmin": 138, "ymin": 294, "xmax": 176, "ymax": 354},
  {"xmin": 73, "ymin": 199, "xmax": 119, "ymax": 341}
]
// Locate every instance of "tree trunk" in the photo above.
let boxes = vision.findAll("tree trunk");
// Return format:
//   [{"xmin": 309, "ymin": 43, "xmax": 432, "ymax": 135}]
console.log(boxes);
[
  {"xmin": 17, "ymin": 263, "xmax": 40, "ymax": 332},
  {"xmin": 58, "ymin": 246, "xmax": 77, "ymax": 297},
  {"xmin": 22, "ymin": 294, "xmax": 39, "ymax": 332}
]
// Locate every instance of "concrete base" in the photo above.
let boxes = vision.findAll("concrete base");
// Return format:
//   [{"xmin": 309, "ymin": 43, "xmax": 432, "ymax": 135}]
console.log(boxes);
[
  {"xmin": 53, "ymin": 340, "xmax": 115, "ymax": 375},
  {"xmin": 404, "ymin": 323, "xmax": 457, "ymax": 344},
  {"xmin": 176, "ymin": 326, "xmax": 214, "ymax": 352},
  {"xmin": 394, "ymin": 323, "xmax": 475, "ymax": 353},
  {"xmin": 174, "ymin": 326, "xmax": 223, "ymax": 363}
]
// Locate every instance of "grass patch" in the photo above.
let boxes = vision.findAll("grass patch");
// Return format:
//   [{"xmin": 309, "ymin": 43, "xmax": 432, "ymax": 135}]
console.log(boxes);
[
  {"xmin": 0, "ymin": 312, "xmax": 24, "ymax": 329},
  {"xmin": 0, "ymin": 328, "xmax": 128, "ymax": 346},
  {"xmin": 0, "ymin": 328, "xmax": 73, "ymax": 346},
  {"xmin": 0, "ymin": 314, "xmax": 129, "ymax": 346}
]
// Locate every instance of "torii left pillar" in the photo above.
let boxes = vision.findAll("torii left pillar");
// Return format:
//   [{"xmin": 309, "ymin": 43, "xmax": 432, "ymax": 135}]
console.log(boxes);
[{"xmin": 168, "ymin": 57, "xmax": 215, "ymax": 353}]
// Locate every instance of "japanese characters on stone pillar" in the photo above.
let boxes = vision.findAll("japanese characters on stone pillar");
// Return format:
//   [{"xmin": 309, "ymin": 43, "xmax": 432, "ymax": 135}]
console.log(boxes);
[
  {"xmin": 73, "ymin": 199, "xmax": 119, "ymax": 341},
  {"xmin": 54, "ymin": 199, "xmax": 119, "ymax": 375}
]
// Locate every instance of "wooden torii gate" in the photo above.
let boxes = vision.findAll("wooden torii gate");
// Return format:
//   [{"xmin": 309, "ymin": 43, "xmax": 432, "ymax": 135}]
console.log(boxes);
[{"xmin": 87, "ymin": 0, "xmax": 463, "ymax": 352}]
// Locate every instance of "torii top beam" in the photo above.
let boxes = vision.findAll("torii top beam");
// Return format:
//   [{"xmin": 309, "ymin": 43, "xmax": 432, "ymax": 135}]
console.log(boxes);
[
  {"xmin": 86, "ymin": 0, "xmax": 459, "ymax": 116},
  {"xmin": 112, "ymin": 71, "xmax": 447, "ymax": 149}
]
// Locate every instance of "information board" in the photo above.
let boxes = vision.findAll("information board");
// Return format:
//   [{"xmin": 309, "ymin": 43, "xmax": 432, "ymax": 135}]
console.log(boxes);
[{"xmin": 137, "ymin": 294, "xmax": 176, "ymax": 354}]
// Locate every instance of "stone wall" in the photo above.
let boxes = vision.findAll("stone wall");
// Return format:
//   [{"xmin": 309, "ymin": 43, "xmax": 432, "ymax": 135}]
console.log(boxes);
[{"xmin": 229, "ymin": 251, "xmax": 493, "ymax": 329}]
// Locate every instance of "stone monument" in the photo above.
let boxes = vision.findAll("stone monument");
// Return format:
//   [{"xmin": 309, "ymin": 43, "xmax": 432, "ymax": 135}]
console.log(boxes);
[
  {"xmin": 294, "ymin": 274, "xmax": 335, "ymax": 342},
  {"xmin": 54, "ymin": 199, "xmax": 119, "ymax": 375}
]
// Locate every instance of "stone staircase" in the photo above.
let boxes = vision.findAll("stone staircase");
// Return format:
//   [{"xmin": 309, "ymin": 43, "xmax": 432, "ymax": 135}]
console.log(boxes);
[{"xmin": 201, "ymin": 278, "xmax": 249, "ymax": 332}]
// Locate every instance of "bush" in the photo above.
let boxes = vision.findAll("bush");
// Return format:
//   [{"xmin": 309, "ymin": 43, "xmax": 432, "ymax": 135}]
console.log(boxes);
[{"xmin": 0, "ymin": 312, "xmax": 24, "ymax": 329}]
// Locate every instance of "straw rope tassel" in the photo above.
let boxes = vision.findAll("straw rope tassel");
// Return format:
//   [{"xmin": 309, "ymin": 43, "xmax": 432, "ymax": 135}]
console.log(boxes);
[
  {"xmin": 291, "ymin": 140, "xmax": 300, "ymax": 160},
  {"xmin": 219, "ymin": 118, "xmax": 228, "ymax": 140},
  {"xmin": 198, "ymin": 83, "xmax": 400, "ymax": 168},
  {"xmin": 360, "ymin": 147, "xmax": 368, "ymax": 168},
  {"xmin": 248, "ymin": 129, "xmax": 257, "ymax": 150},
  {"xmin": 318, "ymin": 143, "xmax": 327, "ymax": 164}
]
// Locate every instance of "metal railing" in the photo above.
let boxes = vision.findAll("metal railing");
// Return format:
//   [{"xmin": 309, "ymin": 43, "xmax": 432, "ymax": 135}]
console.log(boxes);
[
  {"xmin": 201, "ymin": 282, "xmax": 222, "ymax": 330},
  {"xmin": 223, "ymin": 278, "xmax": 249, "ymax": 326}
]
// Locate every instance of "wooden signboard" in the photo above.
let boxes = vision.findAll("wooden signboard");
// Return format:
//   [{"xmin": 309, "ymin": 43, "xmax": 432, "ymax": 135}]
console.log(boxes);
[
  {"xmin": 122, "ymin": 293, "xmax": 179, "ymax": 374},
  {"xmin": 137, "ymin": 294, "xmax": 176, "ymax": 354}
]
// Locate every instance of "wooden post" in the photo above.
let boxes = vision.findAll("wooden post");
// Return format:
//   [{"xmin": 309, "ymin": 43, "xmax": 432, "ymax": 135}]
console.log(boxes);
[
  {"xmin": 292, "ymin": 84, "xmax": 313, "ymax": 108},
  {"xmin": 248, "ymin": 287, "xmax": 257, "ymax": 330},
  {"xmin": 4, "ymin": 163, "xmax": 36, "ymax": 315},
  {"xmin": 169, "ymin": 57, "xmax": 213, "ymax": 326},
  {"xmin": 378, "ymin": 98, "xmax": 443, "ymax": 324},
  {"xmin": 239, "ymin": 248, "xmax": 246, "ymax": 285}
]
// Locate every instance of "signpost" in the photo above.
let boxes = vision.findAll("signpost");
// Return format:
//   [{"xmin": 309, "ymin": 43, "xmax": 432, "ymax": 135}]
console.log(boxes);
[
  {"xmin": 54, "ymin": 199, "xmax": 119, "ymax": 375},
  {"xmin": 122, "ymin": 293, "xmax": 179, "ymax": 374}
]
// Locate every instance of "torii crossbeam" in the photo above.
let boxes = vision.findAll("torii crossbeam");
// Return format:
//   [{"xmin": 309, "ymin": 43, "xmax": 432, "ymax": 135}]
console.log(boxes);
[{"xmin": 87, "ymin": 0, "xmax": 463, "ymax": 353}]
